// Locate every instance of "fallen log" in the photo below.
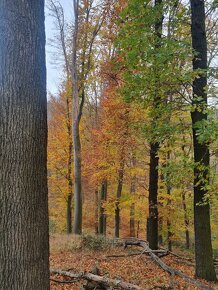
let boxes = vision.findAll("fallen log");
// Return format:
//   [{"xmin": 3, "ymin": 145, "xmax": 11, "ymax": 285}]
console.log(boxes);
[
  {"xmin": 106, "ymin": 249, "xmax": 167, "ymax": 259},
  {"xmin": 123, "ymin": 239, "xmax": 212, "ymax": 290},
  {"xmin": 50, "ymin": 269, "xmax": 147, "ymax": 290}
]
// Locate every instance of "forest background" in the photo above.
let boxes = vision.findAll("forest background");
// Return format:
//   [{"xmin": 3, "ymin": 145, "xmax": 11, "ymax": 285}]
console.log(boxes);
[{"xmin": 46, "ymin": 0, "xmax": 218, "ymax": 283}]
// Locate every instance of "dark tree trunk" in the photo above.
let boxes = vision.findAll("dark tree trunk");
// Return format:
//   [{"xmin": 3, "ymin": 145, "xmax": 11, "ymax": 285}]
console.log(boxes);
[
  {"xmin": 115, "ymin": 161, "xmax": 125, "ymax": 238},
  {"xmin": 136, "ymin": 221, "xmax": 140, "ymax": 238},
  {"xmin": 99, "ymin": 180, "xmax": 107, "ymax": 235},
  {"xmin": 147, "ymin": 142, "xmax": 159, "ymax": 250},
  {"xmin": 67, "ymin": 191, "xmax": 72, "ymax": 234},
  {"xmin": 0, "ymin": 1, "xmax": 50, "ymax": 289},
  {"xmin": 147, "ymin": 0, "xmax": 163, "ymax": 251},
  {"xmin": 190, "ymin": 0, "xmax": 216, "ymax": 281},
  {"xmin": 130, "ymin": 156, "xmax": 136, "ymax": 237},
  {"xmin": 182, "ymin": 191, "xmax": 190, "ymax": 249}
]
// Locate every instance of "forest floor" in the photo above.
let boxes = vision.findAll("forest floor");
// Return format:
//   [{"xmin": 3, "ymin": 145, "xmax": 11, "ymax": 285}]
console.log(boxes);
[{"xmin": 50, "ymin": 234, "xmax": 218, "ymax": 290}]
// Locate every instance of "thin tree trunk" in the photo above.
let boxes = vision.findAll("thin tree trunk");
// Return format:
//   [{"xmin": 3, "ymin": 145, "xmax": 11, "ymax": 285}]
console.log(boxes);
[
  {"xmin": 190, "ymin": 0, "xmax": 216, "ymax": 281},
  {"xmin": 73, "ymin": 121, "xmax": 82, "ymax": 234},
  {"xmin": 115, "ymin": 160, "xmax": 125, "ymax": 238},
  {"xmin": 130, "ymin": 156, "xmax": 136, "ymax": 237},
  {"xmin": 66, "ymin": 94, "xmax": 73, "ymax": 234},
  {"xmin": 181, "ymin": 191, "xmax": 190, "ymax": 249},
  {"xmin": 147, "ymin": 142, "xmax": 159, "ymax": 250},
  {"xmin": 137, "ymin": 221, "xmax": 140, "ymax": 238},
  {"xmin": 99, "ymin": 180, "xmax": 107, "ymax": 235},
  {"xmin": 48, "ymin": 1, "xmax": 74, "ymax": 234},
  {"xmin": 0, "ymin": 1, "xmax": 50, "ymax": 289},
  {"xmin": 72, "ymin": 0, "xmax": 83, "ymax": 235}
]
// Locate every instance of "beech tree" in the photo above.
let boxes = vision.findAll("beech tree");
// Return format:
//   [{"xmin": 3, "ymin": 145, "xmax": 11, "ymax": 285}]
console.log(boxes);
[
  {"xmin": 0, "ymin": 0, "xmax": 49, "ymax": 289},
  {"xmin": 190, "ymin": 0, "xmax": 217, "ymax": 281},
  {"xmin": 48, "ymin": 0, "xmax": 73, "ymax": 234}
]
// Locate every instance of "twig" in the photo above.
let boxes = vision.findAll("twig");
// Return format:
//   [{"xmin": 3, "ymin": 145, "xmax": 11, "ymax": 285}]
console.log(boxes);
[{"xmin": 50, "ymin": 278, "xmax": 78, "ymax": 284}]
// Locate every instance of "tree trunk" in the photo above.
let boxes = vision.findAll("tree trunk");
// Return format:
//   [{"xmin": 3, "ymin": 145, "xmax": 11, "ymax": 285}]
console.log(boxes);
[
  {"xmin": 0, "ymin": 1, "xmax": 50, "ymax": 289},
  {"xmin": 181, "ymin": 191, "xmax": 190, "ymax": 249},
  {"xmin": 73, "ymin": 121, "xmax": 82, "ymax": 234},
  {"xmin": 147, "ymin": 142, "xmax": 159, "ymax": 250},
  {"xmin": 66, "ymin": 95, "xmax": 73, "ymax": 234},
  {"xmin": 130, "ymin": 156, "xmax": 136, "ymax": 237},
  {"xmin": 147, "ymin": 0, "xmax": 163, "ymax": 251},
  {"xmin": 67, "ymin": 191, "xmax": 73, "ymax": 234},
  {"xmin": 72, "ymin": 0, "xmax": 83, "ymax": 235},
  {"xmin": 99, "ymin": 180, "xmax": 107, "ymax": 235},
  {"xmin": 190, "ymin": 0, "xmax": 216, "ymax": 281},
  {"xmin": 115, "ymin": 161, "xmax": 125, "ymax": 238}
]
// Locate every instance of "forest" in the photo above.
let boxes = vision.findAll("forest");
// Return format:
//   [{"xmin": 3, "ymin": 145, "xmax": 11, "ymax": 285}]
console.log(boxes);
[{"xmin": 0, "ymin": 0, "xmax": 218, "ymax": 289}]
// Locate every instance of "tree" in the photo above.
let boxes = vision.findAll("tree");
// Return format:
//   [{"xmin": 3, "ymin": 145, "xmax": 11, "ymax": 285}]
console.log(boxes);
[
  {"xmin": 71, "ymin": 0, "xmax": 108, "ymax": 234},
  {"xmin": 48, "ymin": 0, "xmax": 73, "ymax": 234},
  {"xmin": 0, "ymin": 1, "xmax": 49, "ymax": 289},
  {"xmin": 190, "ymin": 0, "xmax": 217, "ymax": 281}
]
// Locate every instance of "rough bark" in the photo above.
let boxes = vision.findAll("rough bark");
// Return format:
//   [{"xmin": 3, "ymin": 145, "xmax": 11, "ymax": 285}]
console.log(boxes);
[
  {"xmin": 0, "ymin": 1, "xmax": 50, "ymax": 289},
  {"xmin": 190, "ymin": 0, "xmax": 216, "ymax": 281}
]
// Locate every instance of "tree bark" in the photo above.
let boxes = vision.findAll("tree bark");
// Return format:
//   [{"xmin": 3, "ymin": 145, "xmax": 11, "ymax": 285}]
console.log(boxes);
[
  {"xmin": 0, "ymin": 1, "xmax": 50, "ymax": 289},
  {"xmin": 99, "ymin": 180, "xmax": 107, "ymax": 235},
  {"xmin": 73, "ymin": 121, "xmax": 83, "ymax": 234},
  {"xmin": 147, "ymin": 0, "xmax": 163, "ymax": 251},
  {"xmin": 130, "ymin": 156, "xmax": 136, "ymax": 237},
  {"xmin": 115, "ymin": 160, "xmax": 125, "ymax": 238},
  {"xmin": 190, "ymin": 0, "xmax": 216, "ymax": 281},
  {"xmin": 72, "ymin": 0, "xmax": 83, "ymax": 235},
  {"xmin": 147, "ymin": 142, "xmax": 159, "ymax": 250},
  {"xmin": 66, "ymin": 94, "xmax": 73, "ymax": 234},
  {"xmin": 181, "ymin": 191, "xmax": 190, "ymax": 249}
]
